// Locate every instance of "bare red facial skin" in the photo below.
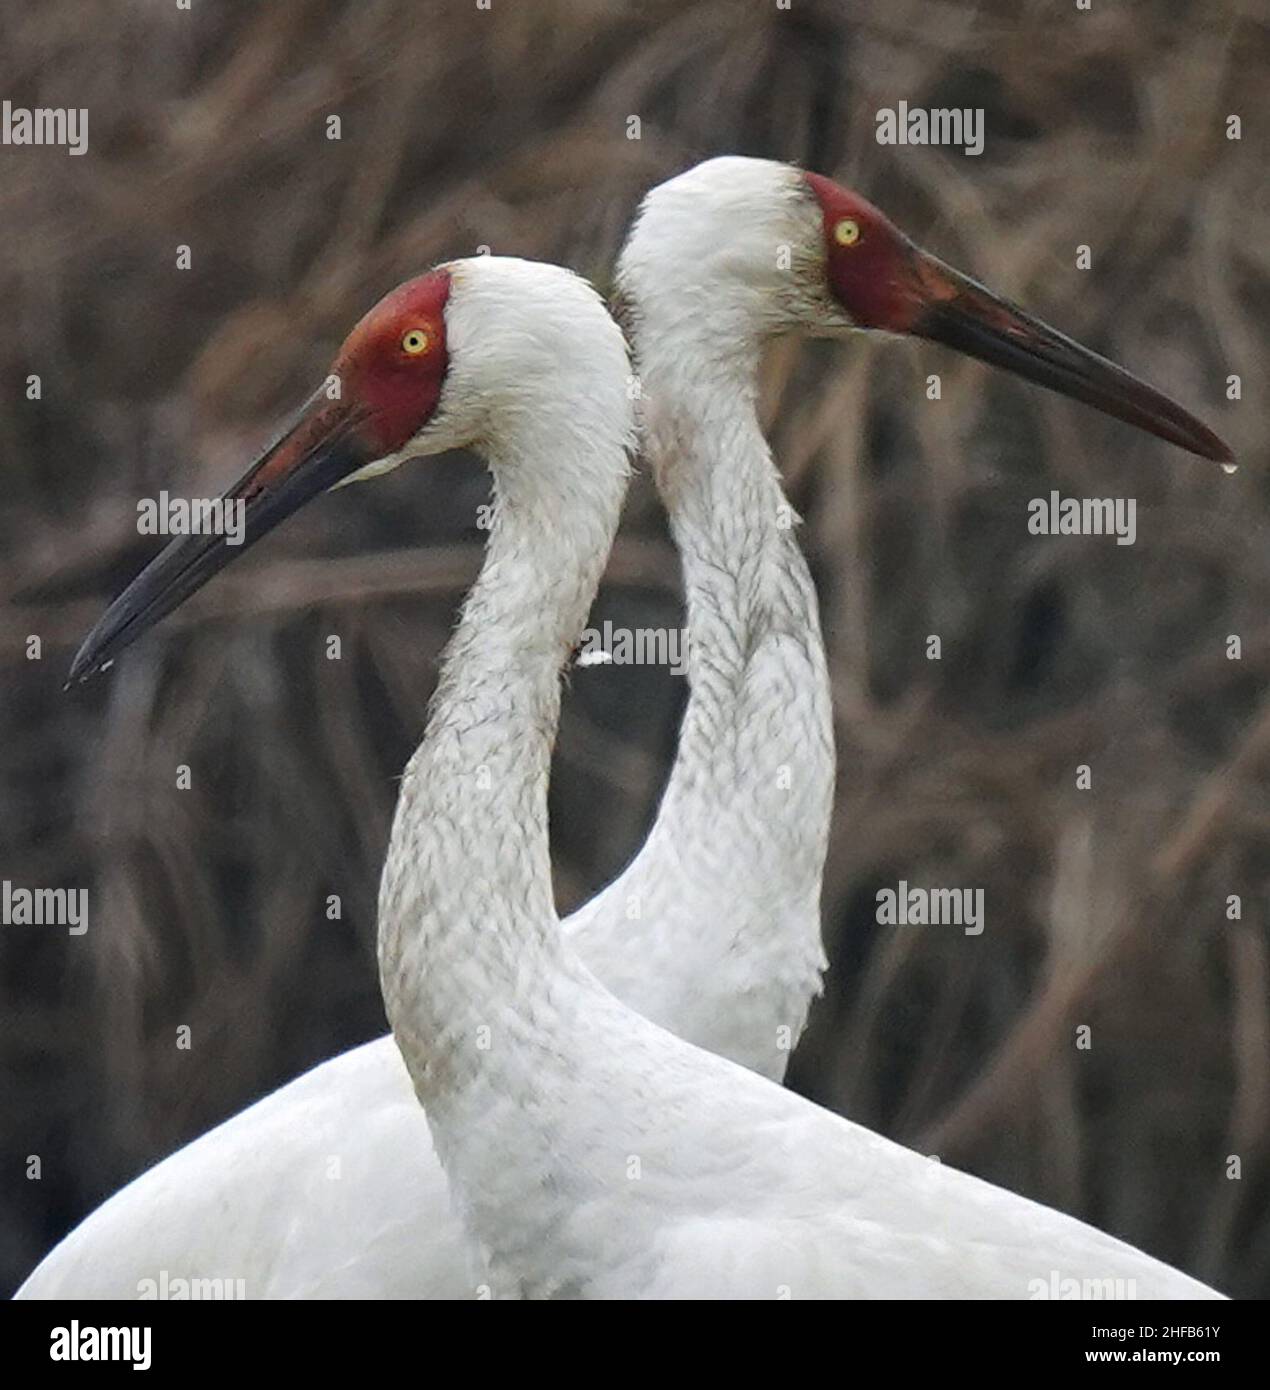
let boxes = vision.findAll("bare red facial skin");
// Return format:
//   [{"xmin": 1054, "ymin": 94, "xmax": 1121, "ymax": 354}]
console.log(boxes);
[
  {"xmin": 335, "ymin": 269, "xmax": 452, "ymax": 457},
  {"xmin": 804, "ymin": 172, "xmax": 926, "ymax": 332},
  {"xmin": 243, "ymin": 271, "xmax": 453, "ymax": 501}
]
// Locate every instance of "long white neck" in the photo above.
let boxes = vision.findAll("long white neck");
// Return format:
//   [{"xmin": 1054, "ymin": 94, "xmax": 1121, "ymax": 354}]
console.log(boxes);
[
  {"xmin": 646, "ymin": 338, "xmax": 833, "ymax": 818},
  {"xmin": 377, "ymin": 420, "xmax": 626, "ymax": 1105},
  {"xmin": 565, "ymin": 311, "xmax": 833, "ymax": 1072}
]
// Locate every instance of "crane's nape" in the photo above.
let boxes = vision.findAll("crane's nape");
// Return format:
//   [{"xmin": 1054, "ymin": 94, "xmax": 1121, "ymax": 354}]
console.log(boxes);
[
  {"xmin": 65, "ymin": 269, "xmax": 455, "ymax": 687},
  {"xmin": 802, "ymin": 170, "xmax": 1232, "ymax": 464}
]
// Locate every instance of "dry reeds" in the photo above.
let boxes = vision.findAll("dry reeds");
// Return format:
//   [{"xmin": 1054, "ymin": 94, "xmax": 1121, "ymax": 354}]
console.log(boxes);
[{"xmin": 1, "ymin": 0, "xmax": 1267, "ymax": 1294}]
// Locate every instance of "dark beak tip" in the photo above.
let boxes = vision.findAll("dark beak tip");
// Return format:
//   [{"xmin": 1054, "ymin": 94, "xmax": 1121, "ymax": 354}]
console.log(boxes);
[
  {"xmin": 65, "ymin": 634, "xmax": 109, "ymax": 689},
  {"xmin": 64, "ymin": 653, "xmax": 92, "ymax": 690},
  {"xmin": 1186, "ymin": 424, "xmax": 1234, "ymax": 465}
]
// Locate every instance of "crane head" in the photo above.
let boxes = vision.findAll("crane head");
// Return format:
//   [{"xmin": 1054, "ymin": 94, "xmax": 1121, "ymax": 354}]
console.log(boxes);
[
  {"xmin": 67, "ymin": 257, "xmax": 632, "ymax": 687},
  {"xmin": 618, "ymin": 158, "xmax": 1230, "ymax": 465},
  {"xmin": 67, "ymin": 271, "xmax": 455, "ymax": 686},
  {"xmin": 803, "ymin": 170, "xmax": 1232, "ymax": 464}
]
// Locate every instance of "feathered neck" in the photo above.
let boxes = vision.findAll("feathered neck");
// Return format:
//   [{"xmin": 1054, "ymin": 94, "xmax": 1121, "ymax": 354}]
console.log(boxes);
[{"xmin": 377, "ymin": 411, "xmax": 629, "ymax": 1104}]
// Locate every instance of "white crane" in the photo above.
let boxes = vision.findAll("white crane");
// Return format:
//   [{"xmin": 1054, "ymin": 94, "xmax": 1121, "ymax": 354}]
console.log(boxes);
[
  {"xmin": 20, "ymin": 203, "xmax": 835, "ymax": 1298},
  {"xmin": 54, "ymin": 205, "xmax": 1228, "ymax": 1297}
]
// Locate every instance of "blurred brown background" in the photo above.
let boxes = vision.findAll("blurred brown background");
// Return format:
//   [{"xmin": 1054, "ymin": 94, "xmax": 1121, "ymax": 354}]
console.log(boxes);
[{"xmin": 2, "ymin": 0, "xmax": 1268, "ymax": 1297}]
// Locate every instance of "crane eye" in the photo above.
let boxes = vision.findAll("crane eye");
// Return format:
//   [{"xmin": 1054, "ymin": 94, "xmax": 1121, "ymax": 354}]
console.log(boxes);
[
  {"xmin": 401, "ymin": 329, "xmax": 430, "ymax": 356},
  {"xmin": 834, "ymin": 219, "xmax": 861, "ymax": 247}
]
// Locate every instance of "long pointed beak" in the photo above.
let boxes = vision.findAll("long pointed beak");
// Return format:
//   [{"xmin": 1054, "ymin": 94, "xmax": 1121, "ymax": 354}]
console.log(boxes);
[
  {"xmin": 904, "ymin": 250, "xmax": 1232, "ymax": 464},
  {"xmin": 67, "ymin": 390, "xmax": 378, "ymax": 686}
]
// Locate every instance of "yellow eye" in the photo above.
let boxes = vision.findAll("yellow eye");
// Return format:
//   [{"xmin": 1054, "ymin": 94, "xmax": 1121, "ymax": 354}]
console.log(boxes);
[
  {"xmin": 834, "ymin": 219, "xmax": 861, "ymax": 247},
  {"xmin": 401, "ymin": 329, "xmax": 430, "ymax": 355}
]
